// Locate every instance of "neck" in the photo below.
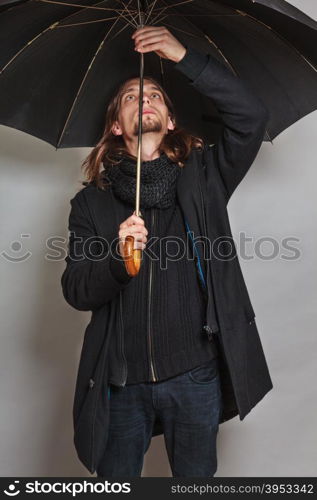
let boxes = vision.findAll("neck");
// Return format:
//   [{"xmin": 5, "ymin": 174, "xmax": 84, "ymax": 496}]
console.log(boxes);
[{"xmin": 124, "ymin": 132, "xmax": 164, "ymax": 161}]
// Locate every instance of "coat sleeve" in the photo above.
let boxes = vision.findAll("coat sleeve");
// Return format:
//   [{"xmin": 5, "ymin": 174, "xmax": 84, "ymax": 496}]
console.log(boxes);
[
  {"xmin": 61, "ymin": 191, "xmax": 132, "ymax": 311},
  {"xmin": 174, "ymin": 45, "xmax": 270, "ymax": 201}
]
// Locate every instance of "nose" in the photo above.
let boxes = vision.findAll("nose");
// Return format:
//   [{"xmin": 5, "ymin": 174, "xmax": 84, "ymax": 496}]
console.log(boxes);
[{"xmin": 142, "ymin": 93, "xmax": 151, "ymax": 105}]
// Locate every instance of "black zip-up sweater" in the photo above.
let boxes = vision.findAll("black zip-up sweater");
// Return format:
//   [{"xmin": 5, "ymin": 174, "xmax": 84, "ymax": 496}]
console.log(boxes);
[{"xmin": 107, "ymin": 46, "xmax": 219, "ymax": 385}]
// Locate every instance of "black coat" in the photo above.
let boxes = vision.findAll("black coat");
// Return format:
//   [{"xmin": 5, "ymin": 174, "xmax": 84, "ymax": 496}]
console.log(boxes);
[{"xmin": 61, "ymin": 51, "xmax": 273, "ymax": 474}]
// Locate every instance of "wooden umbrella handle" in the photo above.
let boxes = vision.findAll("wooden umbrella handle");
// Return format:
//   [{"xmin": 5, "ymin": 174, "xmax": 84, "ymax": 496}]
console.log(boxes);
[{"xmin": 123, "ymin": 235, "xmax": 142, "ymax": 277}]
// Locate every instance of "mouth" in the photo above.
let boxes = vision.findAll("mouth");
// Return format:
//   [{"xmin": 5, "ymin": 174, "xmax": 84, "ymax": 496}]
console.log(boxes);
[{"xmin": 142, "ymin": 109, "xmax": 156, "ymax": 115}]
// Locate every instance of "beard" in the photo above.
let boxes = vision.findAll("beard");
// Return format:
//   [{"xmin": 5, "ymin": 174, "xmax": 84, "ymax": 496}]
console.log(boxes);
[{"xmin": 132, "ymin": 114, "xmax": 162, "ymax": 136}]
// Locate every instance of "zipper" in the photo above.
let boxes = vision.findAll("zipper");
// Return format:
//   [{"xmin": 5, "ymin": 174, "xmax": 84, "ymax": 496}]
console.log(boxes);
[
  {"xmin": 196, "ymin": 155, "xmax": 216, "ymax": 340},
  {"xmin": 148, "ymin": 208, "xmax": 157, "ymax": 382},
  {"xmin": 119, "ymin": 290, "xmax": 127, "ymax": 386},
  {"xmin": 109, "ymin": 188, "xmax": 128, "ymax": 388}
]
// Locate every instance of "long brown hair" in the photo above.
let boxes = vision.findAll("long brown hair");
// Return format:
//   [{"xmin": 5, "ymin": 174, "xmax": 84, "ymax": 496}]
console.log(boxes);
[{"xmin": 81, "ymin": 75, "xmax": 204, "ymax": 190}]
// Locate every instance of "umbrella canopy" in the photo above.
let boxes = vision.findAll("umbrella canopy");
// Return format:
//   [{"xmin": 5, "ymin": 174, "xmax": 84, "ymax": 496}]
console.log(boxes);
[
  {"xmin": 0, "ymin": 0, "xmax": 316, "ymax": 148},
  {"xmin": 0, "ymin": 0, "xmax": 26, "ymax": 11}
]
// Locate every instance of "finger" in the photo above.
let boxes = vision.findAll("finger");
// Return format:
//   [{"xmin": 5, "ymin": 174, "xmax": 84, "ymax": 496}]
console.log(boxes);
[
  {"xmin": 131, "ymin": 232, "xmax": 147, "ymax": 242},
  {"xmin": 120, "ymin": 227, "xmax": 147, "ymax": 238},
  {"xmin": 130, "ymin": 216, "xmax": 145, "ymax": 227},
  {"xmin": 134, "ymin": 29, "xmax": 166, "ymax": 45},
  {"xmin": 120, "ymin": 232, "xmax": 147, "ymax": 246},
  {"xmin": 134, "ymin": 241, "xmax": 146, "ymax": 250},
  {"xmin": 125, "ymin": 225, "xmax": 147, "ymax": 236},
  {"xmin": 132, "ymin": 26, "xmax": 164, "ymax": 39},
  {"xmin": 135, "ymin": 33, "xmax": 166, "ymax": 50},
  {"xmin": 125, "ymin": 214, "xmax": 145, "ymax": 226},
  {"xmin": 121, "ymin": 228, "xmax": 147, "ymax": 240},
  {"xmin": 129, "ymin": 225, "xmax": 147, "ymax": 236},
  {"xmin": 136, "ymin": 42, "xmax": 165, "ymax": 53},
  {"xmin": 119, "ymin": 220, "xmax": 141, "ymax": 232}
]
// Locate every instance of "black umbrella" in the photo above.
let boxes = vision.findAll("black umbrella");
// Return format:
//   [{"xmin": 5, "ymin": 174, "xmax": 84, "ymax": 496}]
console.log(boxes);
[
  {"xmin": 1, "ymin": 0, "xmax": 316, "ymax": 274},
  {"xmin": 0, "ymin": 0, "xmax": 316, "ymax": 149}
]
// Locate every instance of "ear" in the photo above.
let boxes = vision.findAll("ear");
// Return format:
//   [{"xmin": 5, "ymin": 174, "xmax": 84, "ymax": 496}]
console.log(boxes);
[
  {"xmin": 111, "ymin": 121, "xmax": 123, "ymax": 136},
  {"xmin": 167, "ymin": 115, "xmax": 175, "ymax": 132}
]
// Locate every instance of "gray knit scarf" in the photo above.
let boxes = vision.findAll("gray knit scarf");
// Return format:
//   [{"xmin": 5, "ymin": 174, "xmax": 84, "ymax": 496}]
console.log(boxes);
[{"xmin": 102, "ymin": 152, "xmax": 181, "ymax": 209}]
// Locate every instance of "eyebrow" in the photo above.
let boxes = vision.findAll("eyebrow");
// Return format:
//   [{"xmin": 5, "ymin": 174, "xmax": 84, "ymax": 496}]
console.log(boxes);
[{"xmin": 120, "ymin": 85, "xmax": 162, "ymax": 99}]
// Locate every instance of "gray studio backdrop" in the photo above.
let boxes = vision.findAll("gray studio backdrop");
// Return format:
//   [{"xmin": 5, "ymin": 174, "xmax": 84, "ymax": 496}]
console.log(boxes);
[{"xmin": 0, "ymin": 0, "xmax": 316, "ymax": 477}]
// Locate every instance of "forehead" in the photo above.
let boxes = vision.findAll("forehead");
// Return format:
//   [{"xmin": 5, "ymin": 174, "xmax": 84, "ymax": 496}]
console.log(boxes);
[{"xmin": 120, "ymin": 79, "xmax": 162, "ymax": 94}]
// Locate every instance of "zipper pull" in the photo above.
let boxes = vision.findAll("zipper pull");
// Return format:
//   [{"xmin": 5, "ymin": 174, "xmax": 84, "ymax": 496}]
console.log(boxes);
[{"xmin": 203, "ymin": 324, "xmax": 214, "ymax": 341}]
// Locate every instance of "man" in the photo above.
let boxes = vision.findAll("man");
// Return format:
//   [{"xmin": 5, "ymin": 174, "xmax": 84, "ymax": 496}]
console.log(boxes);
[{"xmin": 61, "ymin": 26, "xmax": 273, "ymax": 477}]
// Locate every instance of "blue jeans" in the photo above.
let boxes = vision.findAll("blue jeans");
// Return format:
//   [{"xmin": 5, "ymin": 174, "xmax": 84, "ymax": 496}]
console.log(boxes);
[{"xmin": 96, "ymin": 357, "xmax": 223, "ymax": 477}]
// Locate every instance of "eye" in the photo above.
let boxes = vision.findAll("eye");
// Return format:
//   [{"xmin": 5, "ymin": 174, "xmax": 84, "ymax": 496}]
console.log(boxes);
[
  {"xmin": 125, "ymin": 94, "xmax": 135, "ymax": 101},
  {"xmin": 152, "ymin": 92, "xmax": 161, "ymax": 98}
]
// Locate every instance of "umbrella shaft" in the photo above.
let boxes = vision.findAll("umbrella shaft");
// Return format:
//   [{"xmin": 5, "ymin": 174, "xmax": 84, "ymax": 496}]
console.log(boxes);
[{"xmin": 135, "ymin": 10, "xmax": 145, "ymax": 218}]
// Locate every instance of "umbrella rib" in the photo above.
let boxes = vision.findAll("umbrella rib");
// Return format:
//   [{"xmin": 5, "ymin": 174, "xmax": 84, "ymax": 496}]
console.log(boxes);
[
  {"xmin": 56, "ymin": 16, "xmax": 123, "ymax": 28},
  {"xmin": 235, "ymin": 9, "xmax": 317, "ymax": 73},
  {"xmin": 0, "ymin": 23, "xmax": 59, "ymax": 75},
  {"xmin": 150, "ymin": 16, "xmax": 238, "ymax": 29},
  {"xmin": 151, "ymin": 0, "xmax": 272, "ymax": 142},
  {"xmin": 149, "ymin": 2, "xmax": 238, "ymax": 19},
  {"xmin": 144, "ymin": 0, "xmax": 160, "ymax": 25},
  {"xmin": 152, "ymin": 12, "xmax": 240, "ymax": 17},
  {"xmin": 0, "ymin": 0, "xmax": 112, "ymax": 74},
  {"xmin": 149, "ymin": 0, "xmax": 194, "ymax": 26},
  {"xmin": 156, "ymin": 22, "xmax": 203, "ymax": 39},
  {"xmin": 105, "ymin": 15, "xmax": 139, "ymax": 38},
  {"xmin": 37, "ymin": 0, "xmax": 138, "ymax": 27},
  {"xmin": 59, "ymin": 14, "xmax": 137, "ymax": 28},
  {"xmin": 56, "ymin": 5, "xmax": 134, "ymax": 147},
  {"xmin": 111, "ymin": 0, "xmax": 139, "ymax": 27},
  {"xmin": 36, "ymin": 0, "xmax": 131, "ymax": 13}
]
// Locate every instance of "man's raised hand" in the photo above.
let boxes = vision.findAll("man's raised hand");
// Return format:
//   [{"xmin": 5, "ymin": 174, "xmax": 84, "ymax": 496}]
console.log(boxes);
[{"xmin": 131, "ymin": 26, "xmax": 186, "ymax": 63}]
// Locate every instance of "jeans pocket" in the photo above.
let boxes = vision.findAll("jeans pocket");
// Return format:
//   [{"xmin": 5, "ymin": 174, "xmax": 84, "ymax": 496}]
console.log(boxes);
[{"xmin": 188, "ymin": 357, "xmax": 219, "ymax": 384}]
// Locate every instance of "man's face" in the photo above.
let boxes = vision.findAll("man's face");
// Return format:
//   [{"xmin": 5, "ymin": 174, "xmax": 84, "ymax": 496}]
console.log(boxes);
[{"xmin": 111, "ymin": 78, "xmax": 175, "ymax": 139}]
